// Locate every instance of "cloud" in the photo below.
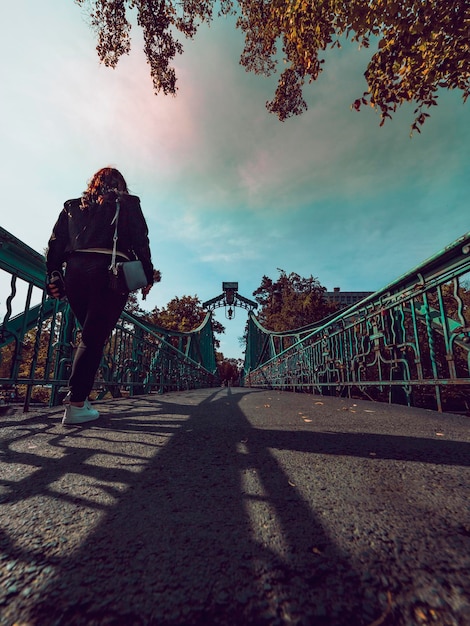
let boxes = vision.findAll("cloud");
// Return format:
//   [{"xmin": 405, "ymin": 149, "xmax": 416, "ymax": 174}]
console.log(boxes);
[
  {"xmin": 162, "ymin": 210, "xmax": 263, "ymax": 265},
  {"xmin": 1, "ymin": 2, "xmax": 469, "ymax": 360}
]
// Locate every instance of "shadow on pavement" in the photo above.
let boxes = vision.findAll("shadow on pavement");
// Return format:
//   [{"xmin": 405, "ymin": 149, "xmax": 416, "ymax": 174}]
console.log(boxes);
[{"xmin": 0, "ymin": 389, "xmax": 398, "ymax": 625}]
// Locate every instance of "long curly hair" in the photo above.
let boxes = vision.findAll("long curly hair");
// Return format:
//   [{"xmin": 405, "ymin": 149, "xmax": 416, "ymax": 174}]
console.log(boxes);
[{"xmin": 80, "ymin": 167, "xmax": 129, "ymax": 210}]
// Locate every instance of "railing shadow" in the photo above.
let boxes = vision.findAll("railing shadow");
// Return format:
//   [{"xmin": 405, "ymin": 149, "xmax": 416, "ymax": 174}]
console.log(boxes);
[
  {"xmin": 0, "ymin": 389, "xmax": 413, "ymax": 624},
  {"xmin": 247, "ymin": 428, "xmax": 470, "ymax": 467}
]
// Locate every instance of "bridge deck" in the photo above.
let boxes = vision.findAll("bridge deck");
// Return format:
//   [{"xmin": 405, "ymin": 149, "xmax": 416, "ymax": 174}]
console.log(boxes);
[{"xmin": 1, "ymin": 389, "xmax": 469, "ymax": 626}]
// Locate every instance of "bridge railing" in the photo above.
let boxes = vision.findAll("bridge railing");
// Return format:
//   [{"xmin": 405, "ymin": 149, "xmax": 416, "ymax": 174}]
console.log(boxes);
[
  {"xmin": 0, "ymin": 226, "xmax": 218, "ymax": 411},
  {"xmin": 244, "ymin": 232, "xmax": 470, "ymax": 414}
]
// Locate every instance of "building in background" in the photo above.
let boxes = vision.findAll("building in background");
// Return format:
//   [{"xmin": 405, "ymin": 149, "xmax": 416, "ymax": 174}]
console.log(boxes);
[{"xmin": 325, "ymin": 287, "xmax": 373, "ymax": 309}]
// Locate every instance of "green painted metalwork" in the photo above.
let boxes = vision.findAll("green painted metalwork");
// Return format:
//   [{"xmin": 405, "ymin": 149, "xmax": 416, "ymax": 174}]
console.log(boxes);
[
  {"xmin": 1, "ymin": 226, "xmax": 218, "ymax": 409},
  {"xmin": 4, "ymin": 221, "xmax": 470, "ymax": 414},
  {"xmin": 244, "ymin": 232, "xmax": 470, "ymax": 414},
  {"xmin": 0, "ymin": 227, "xmax": 47, "ymax": 287},
  {"xmin": 203, "ymin": 282, "xmax": 257, "ymax": 320}
]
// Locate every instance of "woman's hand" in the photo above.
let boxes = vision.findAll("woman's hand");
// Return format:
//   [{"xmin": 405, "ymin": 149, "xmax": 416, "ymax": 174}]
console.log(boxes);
[
  {"xmin": 141, "ymin": 284, "xmax": 152, "ymax": 300},
  {"xmin": 46, "ymin": 271, "xmax": 66, "ymax": 300},
  {"xmin": 141, "ymin": 270, "xmax": 159, "ymax": 300},
  {"xmin": 47, "ymin": 282, "xmax": 62, "ymax": 299}
]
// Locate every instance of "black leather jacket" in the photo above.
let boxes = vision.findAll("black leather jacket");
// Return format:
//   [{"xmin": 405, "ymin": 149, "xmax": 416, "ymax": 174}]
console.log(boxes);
[{"xmin": 46, "ymin": 194, "xmax": 154, "ymax": 284}]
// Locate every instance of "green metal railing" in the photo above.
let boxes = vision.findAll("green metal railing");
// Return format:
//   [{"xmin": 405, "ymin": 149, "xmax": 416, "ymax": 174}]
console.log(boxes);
[
  {"xmin": 0, "ymin": 226, "xmax": 218, "ymax": 411},
  {"xmin": 4, "ymin": 223, "xmax": 470, "ymax": 415},
  {"xmin": 244, "ymin": 232, "xmax": 470, "ymax": 414}
]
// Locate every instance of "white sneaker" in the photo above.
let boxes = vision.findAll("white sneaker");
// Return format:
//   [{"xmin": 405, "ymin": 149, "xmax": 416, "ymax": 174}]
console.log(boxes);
[{"xmin": 62, "ymin": 400, "xmax": 99, "ymax": 425}]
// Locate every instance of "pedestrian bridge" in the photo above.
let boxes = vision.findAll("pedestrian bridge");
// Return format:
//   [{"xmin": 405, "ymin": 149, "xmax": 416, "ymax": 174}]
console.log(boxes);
[
  {"xmin": 1, "ymin": 387, "xmax": 469, "ymax": 625},
  {"xmin": 1, "ymin": 225, "xmax": 470, "ymax": 417},
  {"xmin": 1, "ymin": 225, "xmax": 470, "ymax": 625}
]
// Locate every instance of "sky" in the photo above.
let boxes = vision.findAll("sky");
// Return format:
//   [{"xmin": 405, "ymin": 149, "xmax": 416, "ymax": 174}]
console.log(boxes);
[{"xmin": 1, "ymin": 2, "xmax": 469, "ymax": 361}]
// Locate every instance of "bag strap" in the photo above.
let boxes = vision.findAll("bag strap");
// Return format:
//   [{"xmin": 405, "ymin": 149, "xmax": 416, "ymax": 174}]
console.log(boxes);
[{"xmin": 110, "ymin": 197, "xmax": 121, "ymax": 274}]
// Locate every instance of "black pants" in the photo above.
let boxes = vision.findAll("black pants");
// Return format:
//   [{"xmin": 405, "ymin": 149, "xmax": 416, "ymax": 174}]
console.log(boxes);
[{"xmin": 64, "ymin": 253, "xmax": 128, "ymax": 402}]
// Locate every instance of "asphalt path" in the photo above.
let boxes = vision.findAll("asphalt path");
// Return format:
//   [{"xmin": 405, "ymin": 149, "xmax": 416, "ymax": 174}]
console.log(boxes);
[{"xmin": 0, "ymin": 388, "xmax": 469, "ymax": 625}]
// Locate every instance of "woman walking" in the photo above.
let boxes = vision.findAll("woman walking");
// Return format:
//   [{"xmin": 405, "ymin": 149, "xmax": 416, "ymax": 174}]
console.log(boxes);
[{"xmin": 46, "ymin": 167, "xmax": 154, "ymax": 425}]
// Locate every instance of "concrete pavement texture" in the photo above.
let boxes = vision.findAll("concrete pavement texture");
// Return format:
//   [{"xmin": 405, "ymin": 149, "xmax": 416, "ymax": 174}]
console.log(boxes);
[{"xmin": 0, "ymin": 388, "xmax": 469, "ymax": 626}]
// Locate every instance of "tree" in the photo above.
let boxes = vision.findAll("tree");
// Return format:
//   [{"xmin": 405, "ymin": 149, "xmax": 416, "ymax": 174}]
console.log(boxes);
[
  {"xmin": 147, "ymin": 294, "xmax": 225, "ymax": 346},
  {"xmin": 253, "ymin": 269, "xmax": 337, "ymax": 331},
  {"xmin": 0, "ymin": 323, "xmax": 56, "ymax": 404},
  {"xmin": 76, "ymin": 0, "xmax": 468, "ymax": 131}
]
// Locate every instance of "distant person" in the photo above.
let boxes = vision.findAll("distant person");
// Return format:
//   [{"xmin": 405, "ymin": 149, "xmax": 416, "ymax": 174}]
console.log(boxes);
[{"xmin": 46, "ymin": 167, "xmax": 154, "ymax": 425}]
